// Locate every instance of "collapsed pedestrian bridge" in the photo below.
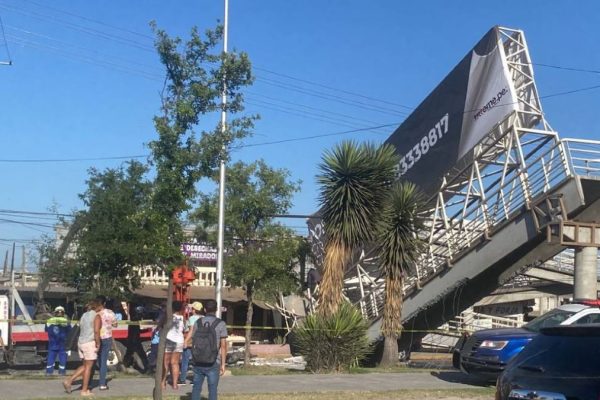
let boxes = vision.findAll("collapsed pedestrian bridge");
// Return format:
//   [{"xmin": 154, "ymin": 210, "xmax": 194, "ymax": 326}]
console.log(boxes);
[{"xmin": 307, "ymin": 26, "xmax": 600, "ymax": 347}]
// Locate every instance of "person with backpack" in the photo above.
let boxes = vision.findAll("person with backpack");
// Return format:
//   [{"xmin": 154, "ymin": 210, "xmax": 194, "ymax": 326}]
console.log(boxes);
[
  {"xmin": 178, "ymin": 301, "xmax": 203, "ymax": 386},
  {"xmin": 185, "ymin": 299, "xmax": 228, "ymax": 400}
]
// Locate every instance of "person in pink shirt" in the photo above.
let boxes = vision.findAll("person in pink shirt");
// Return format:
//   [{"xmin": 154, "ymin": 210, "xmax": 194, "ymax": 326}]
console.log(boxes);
[{"xmin": 94, "ymin": 295, "xmax": 117, "ymax": 391}]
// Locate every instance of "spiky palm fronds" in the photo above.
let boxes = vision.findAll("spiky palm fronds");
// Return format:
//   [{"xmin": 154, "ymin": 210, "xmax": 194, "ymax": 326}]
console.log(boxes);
[
  {"xmin": 294, "ymin": 302, "xmax": 371, "ymax": 372},
  {"xmin": 378, "ymin": 181, "xmax": 425, "ymax": 282},
  {"xmin": 317, "ymin": 141, "xmax": 398, "ymax": 247},
  {"xmin": 377, "ymin": 181, "xmax": 425, "ymax": 366},
  {"xmin": 317, "ymin": 141, "xmax": 398, "ymax": 316}
]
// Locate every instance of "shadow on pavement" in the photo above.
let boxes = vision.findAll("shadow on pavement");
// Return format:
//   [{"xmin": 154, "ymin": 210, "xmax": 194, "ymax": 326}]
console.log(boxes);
[{"xmin": 430, "ymin": 370, "xmax": 495, "ymax": 387}]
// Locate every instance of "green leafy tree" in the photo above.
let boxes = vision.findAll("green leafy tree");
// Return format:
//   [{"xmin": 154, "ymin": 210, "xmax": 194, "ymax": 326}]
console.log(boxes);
[
  {"xmin": 35, "ymin": 162, "xmax": 155, "ymax": 303},
  {"xmin": 316, "ymin": 141, "xmax": 398, "ymax": 317},
  {"xmin": 192, "ymin": 160, "xmax": 301, "ymax": 364},
  {"xmin": 70, "ymin": 161, "xmax": 154, "ymax": 299},
  {"xmin": 148, "ymin": 23, "xmax": 255, "ymax": 399},
  {"xmin": 376, "ymin": 182, "xmax": 425, "ymax": 366}
]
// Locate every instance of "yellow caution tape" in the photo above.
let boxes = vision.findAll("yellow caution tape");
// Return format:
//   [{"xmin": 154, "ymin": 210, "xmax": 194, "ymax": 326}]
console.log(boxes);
[{"xmin": 0, "ymin": 318, "xmax": 473, "ymax": 334}]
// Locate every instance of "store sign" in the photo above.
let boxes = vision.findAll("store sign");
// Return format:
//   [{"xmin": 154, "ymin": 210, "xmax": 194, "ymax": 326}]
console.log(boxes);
[{"xmin": 180, "ymin": 243, "xmax": 217, "ymax": 263}]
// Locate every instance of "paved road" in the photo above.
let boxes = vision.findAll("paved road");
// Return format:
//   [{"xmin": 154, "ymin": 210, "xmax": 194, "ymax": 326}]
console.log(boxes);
[{"xmin": 1, "ymin": 371, "xmax": 489, "ymax": 399}]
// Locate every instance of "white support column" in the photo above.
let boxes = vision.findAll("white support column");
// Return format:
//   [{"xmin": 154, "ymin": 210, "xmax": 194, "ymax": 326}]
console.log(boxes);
[{"xmin": 574, "ymin": 246, "xmax": 598, "ymax": 300}]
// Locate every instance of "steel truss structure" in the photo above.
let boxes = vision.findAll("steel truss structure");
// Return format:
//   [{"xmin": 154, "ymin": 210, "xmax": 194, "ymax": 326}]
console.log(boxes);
[{"xmin": 347, "ymin": 27, "xmax": 600, "ymax": 322}]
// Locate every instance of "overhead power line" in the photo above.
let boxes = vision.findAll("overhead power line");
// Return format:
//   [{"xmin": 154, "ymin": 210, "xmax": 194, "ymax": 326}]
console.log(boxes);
[
  {"xmin": 539, "ymin": 83, "xmax": 600, "ymax": 99},
  {"xmin": 0, "ymin": 3, "xmax": 154, "ymax": 52},
  {"xmin": 248, "ymin": 91, "xmax": 392, "ymax": 129},
  {"xmin": 0, "ymin": 238, "xmax": 42, "ymax": 243},
  {"xmin": 3, "ymin": 72, "xmax": 600, "ymax": 164},
  {"xmin": 234, "ymin": 123, "xmax": 400, "ymax": 149},
  {"xmin": 533, "ymin": 62, "xmax": 600, "ymax": 75},
  {"xmin": 6, "ymin": 34, "xmax": 162, "ymax": 80},
  {"xmin": 0, "ymin": 208, "xmax": 74, "ymax": 218},
  {"xmin": 7, "ymin": 8, "xmax": 600, "ymax": 121},
  {"xmin": 21, "ymin": 0, "xmax": 155, "ymax": 41},
  {"xmin": 0, "ymin": 154, "xmax": 147, "ymax": 163},
  {"xmin": 7, "ymin": 25, "xmax": 158, "ymax": 71},
  {"xmin": 255, "ymin": 66, "xmax": 414, "ymax": 110},
  {"xmin": 0, "ymin": 218, "xmax": 55, "ymax": 228},
  {"xmin": 246, "ymin": 98, "xmax": 388, "ymax": 134},
  {"xmin": 256, "ymin": 77, "xmax": 410, "ymax": 117},
  {"xmin": 6, "ymin": 25, "xmax": 410, "ymax": 115}
]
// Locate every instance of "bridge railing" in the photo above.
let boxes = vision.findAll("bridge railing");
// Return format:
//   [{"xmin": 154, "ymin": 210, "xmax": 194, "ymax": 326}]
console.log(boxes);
[
  {"xmin": 563, "ymin": 139, "xmax": 600, "ymax": 178},
  {"xmin": 134, "ymin": 266, "xmax": 221, "ymax": 287},
  {"xmin": 353, "ymin": 136, "xmax": 600, "ymax": 324},
  {"xmin": 415, "ymin": 131, "xmax": 572, "ymax": 292},
  {"xmin": 446, "ymin": 309, "xmax": 523, "ymax": 332}
]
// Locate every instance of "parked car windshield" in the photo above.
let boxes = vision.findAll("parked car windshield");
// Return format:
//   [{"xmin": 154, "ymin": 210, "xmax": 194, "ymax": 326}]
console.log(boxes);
[
  {"xmin": 512, "ymin": 333, "xmax": 600, "ymax": 377},
  {"xmin": 523, "ymin": 309, "xmax": 576, "ymax": 332}
]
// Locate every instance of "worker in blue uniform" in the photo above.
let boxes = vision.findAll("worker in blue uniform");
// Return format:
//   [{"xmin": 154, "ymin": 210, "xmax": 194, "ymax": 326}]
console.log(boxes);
[{"xmin": 45, "ymin": 306, "xmax": 71, "ymax": 376}]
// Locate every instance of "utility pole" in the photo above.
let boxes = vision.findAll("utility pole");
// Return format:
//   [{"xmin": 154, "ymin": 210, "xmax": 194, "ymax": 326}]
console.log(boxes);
[
  {"xmin": 215, "ymin": 0, "xmax": 229, "ymax": 319},
  {"xmin": 2, "ymin": 250, "xmax": 7, "ymax": 276},
  {"xmin": 0, "ymin": 16, "xmax": 12, "ymax": 66},
  {"xmin": 21, "ymin": 245, "xmax": 27, "ymax": 286},
  {"xmin": 9, "ymin": 242, "xmax": 15, "ymax": 277}
]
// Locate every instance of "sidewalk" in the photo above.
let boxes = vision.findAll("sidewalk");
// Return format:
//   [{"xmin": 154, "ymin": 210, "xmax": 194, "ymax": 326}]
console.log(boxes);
[{"xmin": 1, "ymin": 371, "xmax": 486, "ymax": 399}]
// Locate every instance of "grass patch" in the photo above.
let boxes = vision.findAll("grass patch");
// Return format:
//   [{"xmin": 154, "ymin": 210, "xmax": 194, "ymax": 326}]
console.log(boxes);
[
  {"xmin": 348, "ymin": 365, "xmax": 448, "ymax": 374},
  {"xmin": 229, "ymin": 365, "xmax": 306, "ymax": 376},
  {"xmin": 30, "ymin": 388, "xmax": 496, "ymax": 400}
]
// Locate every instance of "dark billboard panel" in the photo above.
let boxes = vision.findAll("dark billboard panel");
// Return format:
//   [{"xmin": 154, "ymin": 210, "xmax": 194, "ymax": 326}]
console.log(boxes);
[
  {"xmin": 307, "ymin": 215, "xmax": 325, "ymax": 269},
  {"xmin": 386, "ymin": 27, "xmax": 519, "ymax": 197}
]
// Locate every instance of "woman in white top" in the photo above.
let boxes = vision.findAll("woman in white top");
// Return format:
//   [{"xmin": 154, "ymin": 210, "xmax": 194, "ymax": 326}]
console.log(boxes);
[{"xmin": 162, "ymin": 300, "xmax": 185, "ymax": 389}]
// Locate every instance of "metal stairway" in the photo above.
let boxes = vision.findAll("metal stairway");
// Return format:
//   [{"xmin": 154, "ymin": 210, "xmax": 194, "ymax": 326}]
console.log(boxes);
[{"xmin": 337, "ymin": 27, "xmax": 600, "ymax": 347}]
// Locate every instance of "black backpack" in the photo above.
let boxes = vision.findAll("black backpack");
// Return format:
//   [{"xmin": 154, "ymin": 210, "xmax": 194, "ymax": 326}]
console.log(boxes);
[{"xmin": 191, "ymin": 317, "xmax": 221, "ymax": 365}]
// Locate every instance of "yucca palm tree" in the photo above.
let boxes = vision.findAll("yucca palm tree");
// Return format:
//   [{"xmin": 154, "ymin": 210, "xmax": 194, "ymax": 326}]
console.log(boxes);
[
  {"xmin": 377, "ymin": 181, "xmax": 425, "ymax": 366},
  {"xmin": 316, "ymin": 141, "xmax": 398, "ymax": 317}
]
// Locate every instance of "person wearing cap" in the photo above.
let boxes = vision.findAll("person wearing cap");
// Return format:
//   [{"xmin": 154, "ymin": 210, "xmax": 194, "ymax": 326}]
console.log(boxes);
[
  {"xmin": 45, "ymin": 306, "xmax": 71, "ymax": 376},
  {"xmin": 179, "ymin": 301, "xmax": 203, "ymax": 385}
]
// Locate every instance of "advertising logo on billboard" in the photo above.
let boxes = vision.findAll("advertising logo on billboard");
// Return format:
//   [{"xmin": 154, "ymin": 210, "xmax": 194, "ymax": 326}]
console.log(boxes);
[{"xmin": 386, "ymin": 27, "xmax": 519, "ymax": 197}]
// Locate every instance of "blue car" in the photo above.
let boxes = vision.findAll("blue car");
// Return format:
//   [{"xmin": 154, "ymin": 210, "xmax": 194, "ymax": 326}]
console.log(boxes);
[{"xmin": 453, "ymin": 302, "xmax": 600, "ymax": 381}]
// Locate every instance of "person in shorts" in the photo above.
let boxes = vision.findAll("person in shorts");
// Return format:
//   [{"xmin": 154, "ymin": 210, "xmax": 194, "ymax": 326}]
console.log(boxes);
[
  {"xmin": 63, "ymin": 300, "xmax": 101, "ymax": 397},
  {"xmin": 186, "ymin": 299, "xmax": 228, "ymax": 400},
  {"xmin": 162, "ymin": 300, "xmax": 185, "ymax": 389}
]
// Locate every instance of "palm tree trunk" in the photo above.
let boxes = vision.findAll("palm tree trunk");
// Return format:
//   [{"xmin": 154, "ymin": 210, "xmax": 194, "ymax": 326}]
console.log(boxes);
[
  {"xmin": 244, "ymin": 283, "xmax": 254, "ymax": 366},
  {"xmin": 380, "ymin": 274, "xmax": 403, "ymax": 367},
  {"xmin": 317, "ymin": 242, "xmax": 348, "ymax": 318}
]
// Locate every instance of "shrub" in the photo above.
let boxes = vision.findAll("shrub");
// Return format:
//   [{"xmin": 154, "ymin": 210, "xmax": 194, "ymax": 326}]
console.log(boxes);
[{"xmin": 293, "ymin": 302, "xmax": 372, "ymax": 372}]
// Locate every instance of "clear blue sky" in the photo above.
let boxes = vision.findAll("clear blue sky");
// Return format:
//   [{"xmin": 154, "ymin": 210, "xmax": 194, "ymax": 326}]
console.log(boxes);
[{"xmin": 1, "ymin": 0, "xmax": 599, "ymax": 268}]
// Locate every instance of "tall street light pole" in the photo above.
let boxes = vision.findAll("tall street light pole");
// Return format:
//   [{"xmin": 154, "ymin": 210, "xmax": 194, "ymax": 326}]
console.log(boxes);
[{"xmin": 215, "ymin": 0, "xmax": 229, "ymax": 318}]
